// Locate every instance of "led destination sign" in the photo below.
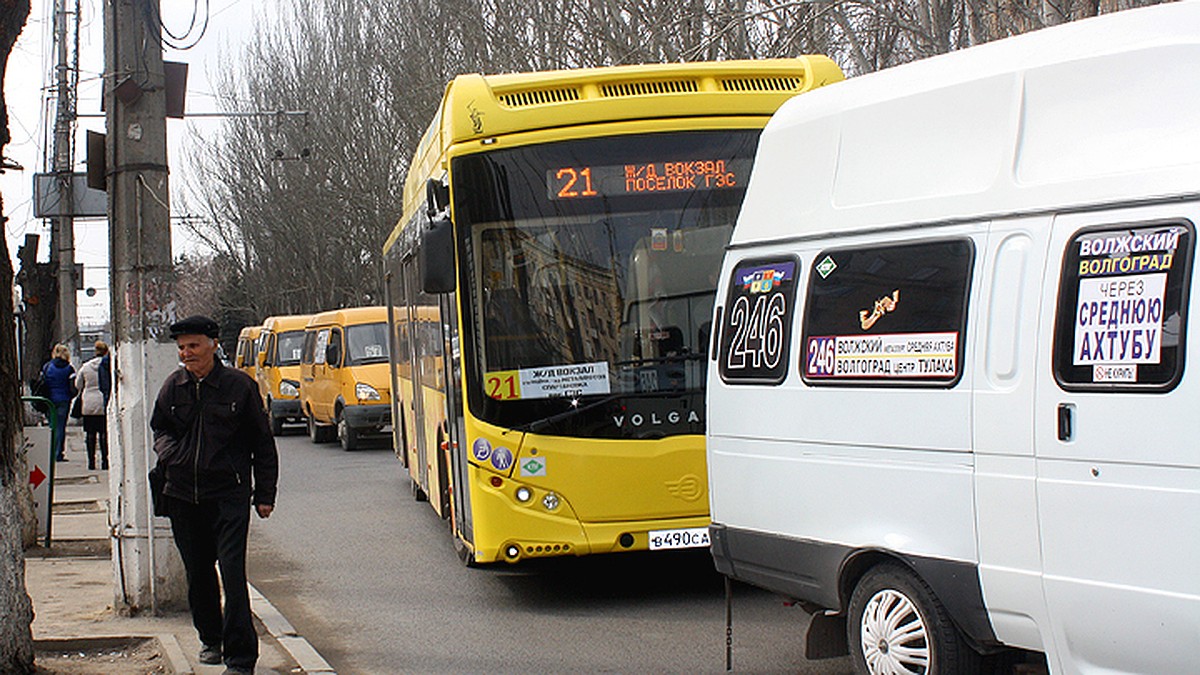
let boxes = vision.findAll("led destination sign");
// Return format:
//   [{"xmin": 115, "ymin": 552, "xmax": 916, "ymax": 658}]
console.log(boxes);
[{"xmin": 548, "ymin": 158, "xmax": 752, "ymax": 200}]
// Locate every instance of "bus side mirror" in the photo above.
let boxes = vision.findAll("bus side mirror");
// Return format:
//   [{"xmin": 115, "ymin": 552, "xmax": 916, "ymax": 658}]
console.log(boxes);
[
  {"xmin": 256, "ymin": 351, "xmax": 267, "ymax": 368},
  {"xmin": 325, "ymin": 344, "xmax": 341, "ymax": 367},
  {"xmin": 421, "ymin": 215, "xmax": 456, "ymax": 294}
]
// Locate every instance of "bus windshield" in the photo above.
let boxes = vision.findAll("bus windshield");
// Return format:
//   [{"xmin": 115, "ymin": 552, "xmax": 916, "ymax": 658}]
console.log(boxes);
[
  {"xmin": 453, "ymin": 130, "xmax": 760, "ymax": 432},
  {"xmin": 274, "ymin": 330, "xmax": 306, "ymax": 367}
]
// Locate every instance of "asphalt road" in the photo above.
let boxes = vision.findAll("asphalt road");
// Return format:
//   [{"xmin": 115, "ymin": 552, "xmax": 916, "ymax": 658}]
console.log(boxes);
[{"xmin": 248, "ymin": 429, "xmax": 855, "ymax": 674}]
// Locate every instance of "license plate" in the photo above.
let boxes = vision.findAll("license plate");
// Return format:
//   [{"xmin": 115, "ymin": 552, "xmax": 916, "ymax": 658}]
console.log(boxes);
[{"xmin": 648, "ymin": 527, "xmax": 710, "ymax": 551}]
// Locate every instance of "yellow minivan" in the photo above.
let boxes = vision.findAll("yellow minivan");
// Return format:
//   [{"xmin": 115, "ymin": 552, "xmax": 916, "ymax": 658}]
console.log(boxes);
[
  {"xmin": 256, "ymin": 314, "xmax": 312, "ymax": 435},
  {"xmin": 299, "ymin": 306, "xmax": 392, "ymax": 450},
  {"xmin": 234, "ymin": 325, "xmax": 263, "ymax": 379}
]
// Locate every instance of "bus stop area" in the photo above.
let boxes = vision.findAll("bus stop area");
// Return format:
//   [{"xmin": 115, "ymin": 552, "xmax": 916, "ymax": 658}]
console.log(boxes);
[{"xmin": 23, "ymin": 425, "xmax": 325, "ymax": 674}]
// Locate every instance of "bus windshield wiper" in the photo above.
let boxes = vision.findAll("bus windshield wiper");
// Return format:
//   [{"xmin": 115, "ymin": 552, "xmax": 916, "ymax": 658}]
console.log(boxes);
[
  {"xmin": 613, "ymin": 352, "xmax": 706, "ymax": 368},
  {"xmin": 514, "ymin": 389, "xmax": 685, "ymax": 434}
]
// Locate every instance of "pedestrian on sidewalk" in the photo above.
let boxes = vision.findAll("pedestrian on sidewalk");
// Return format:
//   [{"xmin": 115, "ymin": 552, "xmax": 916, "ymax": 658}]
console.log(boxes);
[
  {"xmin": 40, "ymin": 343, "xmax": 77, "ymax": 462},
  {"xmin": 150, "ymin": 315, "xmax": 279, "ymax": 675},
  {"xmin": 75, "ymin": 340, "xmax": 111, "ymax": 470}
]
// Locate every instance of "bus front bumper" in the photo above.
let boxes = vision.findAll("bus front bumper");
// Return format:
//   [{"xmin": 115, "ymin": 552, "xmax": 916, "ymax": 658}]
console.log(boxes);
[{"xmin": 466, "ymin": 466, "xmax": 710, "ymax": 564}]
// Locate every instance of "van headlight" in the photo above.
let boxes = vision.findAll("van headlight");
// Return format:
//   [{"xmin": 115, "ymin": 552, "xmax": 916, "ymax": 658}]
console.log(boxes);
[
  {"xmin": 355, "ymin": 383, "xmax": 380, "ymax": 401},
  {"xmin": 279, "ymin": 380, "xmax": 299, "ymax": 398}
]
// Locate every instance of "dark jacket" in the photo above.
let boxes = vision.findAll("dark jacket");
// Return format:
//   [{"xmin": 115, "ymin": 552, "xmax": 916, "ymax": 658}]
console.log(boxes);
[
  {"xmin": 42, "ymin": 358, "xmax": 76, "ymax": 403},
  {"xmin": 98, "ymin": 354, "xmax": 112, "ymax": 404},
  {"xmin": 150, "ymin": 358, "xmax": 278, "ymax": 506}
]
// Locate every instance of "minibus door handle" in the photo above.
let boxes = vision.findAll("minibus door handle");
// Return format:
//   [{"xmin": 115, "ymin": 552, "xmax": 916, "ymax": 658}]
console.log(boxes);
[{"xmin": 1057, "ymin": 403, "xmax": 1075, "ymax": 442}]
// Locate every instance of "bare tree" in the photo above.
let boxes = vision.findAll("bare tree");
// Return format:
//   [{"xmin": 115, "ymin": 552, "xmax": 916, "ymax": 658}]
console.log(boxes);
[{"xmin": 180, "ymin": 0, "xmax": 1169, "ymax": 325}]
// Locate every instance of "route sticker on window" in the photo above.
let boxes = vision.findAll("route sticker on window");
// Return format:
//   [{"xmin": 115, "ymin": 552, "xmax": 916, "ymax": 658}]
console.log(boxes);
[
  {"xmin": 805, "ymin": 332, "xmax": 958, "ymax": 379},
  {"xmin": 1073, "ymin": 273, "xmax": 1166, "ymax": 382},
  {"xmin": 718, "ymin": 257, "xmax": 799, "ymax": 385},
  {"xmin": 1057, "ymin": 224, "xmax": 1190, "ymax": 387},
  {"xmin": 364, "ymin": 344, "xmax": 383, "ymax": 358},
  {"xmin": 485, "ymin": 361, "xmax": 611, "ymax": 401}
]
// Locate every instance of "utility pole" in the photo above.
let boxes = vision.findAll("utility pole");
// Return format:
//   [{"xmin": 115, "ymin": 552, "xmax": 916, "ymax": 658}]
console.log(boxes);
[
  {"xmin": 104, "ymin": 0, "xmax": 185, "ymax": 613},
  {"xmin": 51, "ymin": 0, "xmax": 78, "ymax": 360}
]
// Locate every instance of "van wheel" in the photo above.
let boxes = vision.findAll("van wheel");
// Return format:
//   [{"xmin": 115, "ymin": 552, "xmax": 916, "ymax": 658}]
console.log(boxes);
[
  {"xmin": 268, "ymin": 400, "xmax": 284, "ymax": 436},
  {"xmin": 307, "ymin": 413, "xmax": 334, "ymax": 444},
  {"xmin": 337, "ymin": 413, "xmax": 359, "ymax": 451},
  {"xmin": 848, "ymin": 563, "xmax": 980, "ymax": 675},
  {"xmin": 306, "ymin": 414, "xmax": 320, "ymax": 443}
]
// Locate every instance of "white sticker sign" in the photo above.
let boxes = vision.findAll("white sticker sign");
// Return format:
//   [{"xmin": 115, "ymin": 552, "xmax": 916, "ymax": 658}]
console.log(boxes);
[
  {"xmin": 806, "ymin": 332, "xmax": 958, "ymax": 379},
  {"xmin": 1073, "ymin": 273, "xmax": 1166, "ymax": 366},
  {"xmin": 486, "ymin": 361, "xmax": 611, "ymax": 401}
]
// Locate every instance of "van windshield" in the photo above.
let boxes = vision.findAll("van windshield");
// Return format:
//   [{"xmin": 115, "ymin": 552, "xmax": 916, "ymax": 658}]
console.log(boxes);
[
  {"xmin": 274, "ymin": 331, "xmax": 306, "ymax": 367},
  {"xmin": 345, "ymin": 322, "xmax": 390, "ymax": 365}
]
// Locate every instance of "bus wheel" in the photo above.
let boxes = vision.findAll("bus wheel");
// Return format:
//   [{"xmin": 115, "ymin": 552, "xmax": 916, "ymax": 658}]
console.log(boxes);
[
  {"xmin": 848, "ymin": 563, "xmax": 980, "ymax": 675},
  {"xmin": 337, "ymin": 412, "xmax": 359, "ymax": 451}
]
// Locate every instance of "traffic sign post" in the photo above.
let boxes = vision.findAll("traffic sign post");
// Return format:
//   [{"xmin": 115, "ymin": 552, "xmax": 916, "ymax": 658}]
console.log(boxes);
[{"xmin": 22, "ymin": 396, "xmax": 57, "ymax": 547}]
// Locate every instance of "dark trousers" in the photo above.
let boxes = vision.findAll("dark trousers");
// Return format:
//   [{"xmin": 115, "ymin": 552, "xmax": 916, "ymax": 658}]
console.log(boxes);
[
  {"xmin": 51, "ymin": 400, "xmax": 70, "ymax": 460},
  {"xmin": 166, "ymin": 495, "xmax": 258, "ymax": 669},
  {"xmin": 83, "ymin": 415, "xmax": 108, "ymax": 469}
]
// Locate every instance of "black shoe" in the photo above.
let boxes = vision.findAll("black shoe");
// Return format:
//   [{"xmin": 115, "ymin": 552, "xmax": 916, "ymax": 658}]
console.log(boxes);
[
  {"xmin": 199, "ymin": 645, "xmax": 222, "ymax": 665},
  {"xmin": 88, "ymin": 463, "xmax": 96, "ymax": 470},
  {"xmin": 222, "ymin": 667, "xmax": 253, "ymax": 675}
]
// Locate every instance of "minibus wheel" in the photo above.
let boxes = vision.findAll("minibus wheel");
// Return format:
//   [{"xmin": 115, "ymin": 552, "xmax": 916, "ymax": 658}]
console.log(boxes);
[
  {"xmin": 337, "ymin": 412, "xmax": 359, "ymax": 451},
  {"xmin": 267, "ymin": 400, "xmax": 284, "ymax": 436},
  {"xmin": 306, "ymin": 414, "xmax": 320, "ymax": 443},
  {"xmin": 848, "ymin": 563, "xmax": 980, "ymax": 675},
  {"xmin": 307, "ymin": 412, "xmax": 335, "ymax": 443}
]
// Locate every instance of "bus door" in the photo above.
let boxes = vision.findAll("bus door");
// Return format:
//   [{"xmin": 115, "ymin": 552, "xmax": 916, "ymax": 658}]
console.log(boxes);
[
  {"xmin": 402, "ymin": 255, "xmax": 431, "ymax": 495},
  {"xmin": 384, "ymin": 266, "xmax": 409, "ymax": 466},
  {"xmin": 439, "ymin": 291, "xmax": 472, "ymax": 545}
]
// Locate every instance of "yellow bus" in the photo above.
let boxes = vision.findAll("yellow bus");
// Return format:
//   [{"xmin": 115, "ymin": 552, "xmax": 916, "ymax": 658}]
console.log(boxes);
[
  {"xmin": 256, "ymin": 314, "xmax": 312, "ymax": 435},
  {"xmin": 382, "ymin": 58, "xmax": 843, "ymax": 565}
]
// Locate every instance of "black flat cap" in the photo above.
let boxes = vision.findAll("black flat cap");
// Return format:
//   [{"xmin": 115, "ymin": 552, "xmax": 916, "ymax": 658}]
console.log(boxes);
[{"xmin": 169, "ymin": 315, "xmax": 220, "ymax": 339}]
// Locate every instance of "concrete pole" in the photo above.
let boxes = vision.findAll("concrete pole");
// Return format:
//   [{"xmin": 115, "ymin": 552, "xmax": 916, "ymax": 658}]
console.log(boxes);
[
  {"xmin": 52, "ymin": 0, "xmax": 78, "ymax": 359},
  {"xmin": 103, "ymin": 0, "xmax": 185, "ymax": 613}
]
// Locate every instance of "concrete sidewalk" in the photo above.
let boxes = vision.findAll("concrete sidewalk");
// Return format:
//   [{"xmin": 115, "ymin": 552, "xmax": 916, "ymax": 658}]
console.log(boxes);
[{"xmin": 25, "ymin": 426, "xmax": 333, "ymax": 674}]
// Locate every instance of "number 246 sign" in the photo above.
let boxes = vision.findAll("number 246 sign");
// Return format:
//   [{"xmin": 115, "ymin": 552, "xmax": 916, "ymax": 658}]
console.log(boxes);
[{"xmin": 719, "ymin": 259, "xmax": 798, "ymax": 384}]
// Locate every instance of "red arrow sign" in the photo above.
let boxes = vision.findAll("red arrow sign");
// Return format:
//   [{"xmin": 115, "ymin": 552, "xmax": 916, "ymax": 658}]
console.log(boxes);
[{"xmin": 29, "ymin": 466, "xmax": 46, "ymax": 489}]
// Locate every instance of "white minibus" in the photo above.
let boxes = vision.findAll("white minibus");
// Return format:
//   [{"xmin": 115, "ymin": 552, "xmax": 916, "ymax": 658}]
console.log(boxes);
[{"xmin": 706, "ymin": 4, "xmax": 1200, "ymax": 674}]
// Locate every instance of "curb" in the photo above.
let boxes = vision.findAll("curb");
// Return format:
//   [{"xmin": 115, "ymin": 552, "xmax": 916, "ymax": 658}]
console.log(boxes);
[{"xmin": 250, "ymin": 583, "xmax": 336, "ymax": 674}]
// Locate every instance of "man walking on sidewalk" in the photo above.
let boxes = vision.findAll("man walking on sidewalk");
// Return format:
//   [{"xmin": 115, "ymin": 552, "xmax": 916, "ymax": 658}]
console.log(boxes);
[{"xmin": 151, "ymin": 315, "xmax": 279, "ymax": 675}]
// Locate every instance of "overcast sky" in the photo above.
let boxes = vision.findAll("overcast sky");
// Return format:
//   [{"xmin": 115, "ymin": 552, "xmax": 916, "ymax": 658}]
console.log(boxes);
[{"xmin": 3, "ymin": 0, "xmax": 273, "ymax": 324}]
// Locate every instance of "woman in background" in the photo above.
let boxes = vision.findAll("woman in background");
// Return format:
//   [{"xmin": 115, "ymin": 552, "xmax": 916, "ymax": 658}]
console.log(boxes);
[
  {"xmin": 41, "ymin": 344, "xmax": 76, "ymax": 462},
  {"xmin": 76, "ymin": 341, "xmax": 111, "ymax": 470}
]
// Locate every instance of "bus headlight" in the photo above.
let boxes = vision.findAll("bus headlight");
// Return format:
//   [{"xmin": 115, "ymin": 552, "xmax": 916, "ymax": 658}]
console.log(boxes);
[
  {"xmin": 279, "ymin": 380, "xmax": 299, "ymax": 398},
  {"xmin": 515, "ymin": 486, "xmax": 532, "ymax": 503},
  {"xmin": 542, "ymin": 492, "xmax": 560, "ymax": 511},
  {"xmin": 355, "ymin": 383, "xmax": 380, "ymax": 401}
]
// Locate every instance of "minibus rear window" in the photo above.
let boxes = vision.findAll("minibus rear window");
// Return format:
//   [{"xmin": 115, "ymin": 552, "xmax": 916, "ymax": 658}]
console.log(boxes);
[
  {"xmin": 800, "ymin": 238, "xmax": 974, "ymax": 387},
  {"xmin": 1053, "ymin": 221, "xmax": 1193, "ymax": 391}
]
